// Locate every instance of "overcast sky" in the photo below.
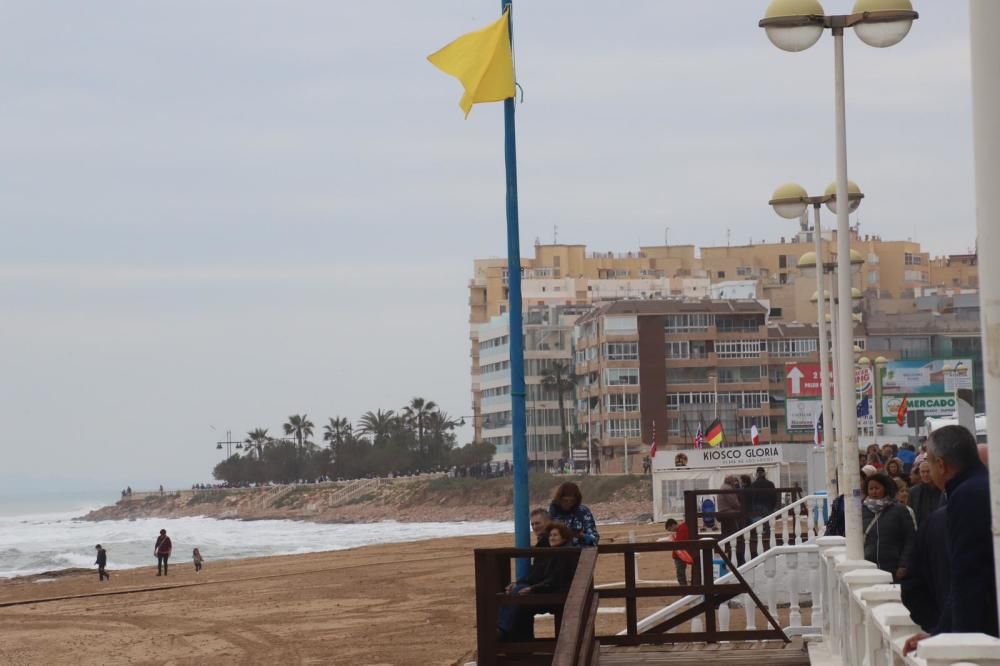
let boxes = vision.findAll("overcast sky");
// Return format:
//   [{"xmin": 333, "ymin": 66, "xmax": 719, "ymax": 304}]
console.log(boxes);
[{"xmin": 0, "ymin": 2, "xmax": 973, "ymax": 493}]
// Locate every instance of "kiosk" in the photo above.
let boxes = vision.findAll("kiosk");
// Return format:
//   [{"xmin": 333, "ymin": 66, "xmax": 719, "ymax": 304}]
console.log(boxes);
[{"xmin": 651, "ymin": 444, "xmax": 811, "ymax": 522}]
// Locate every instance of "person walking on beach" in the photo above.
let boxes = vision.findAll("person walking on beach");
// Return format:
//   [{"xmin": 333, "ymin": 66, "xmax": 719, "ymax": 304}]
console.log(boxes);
[
  {"xmin": 155, "ymin": 529, "xmax": 172, "ymax": 576},
  {"xmin": 95, "ymin": 544, "xmax": 110, "ymax": 581},
  {"xmin": 192, "ymin": 548, "xmax": 204, "ymax": 573}
]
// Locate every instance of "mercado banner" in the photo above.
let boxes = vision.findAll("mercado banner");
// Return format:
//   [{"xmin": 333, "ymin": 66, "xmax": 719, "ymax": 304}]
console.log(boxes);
[
  {"xmin": 880, "ymin": 358, "xmax": 973, "ymax": 396},
  {"xmin": 881, "ymin": 394, "xmax": 957, "ymax": 424}
]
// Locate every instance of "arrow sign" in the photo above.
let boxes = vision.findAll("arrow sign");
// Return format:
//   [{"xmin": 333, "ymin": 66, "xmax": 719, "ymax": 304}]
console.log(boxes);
[{"xmin": 787, "ymin": 366, "xmax": 805, "ymax": 395}]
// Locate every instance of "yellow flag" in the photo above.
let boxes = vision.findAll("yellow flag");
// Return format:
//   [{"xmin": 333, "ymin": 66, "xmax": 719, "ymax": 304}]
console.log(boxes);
[{"xmin": 427, "ymin": 10, "xmax": 515, "ymax": 118}]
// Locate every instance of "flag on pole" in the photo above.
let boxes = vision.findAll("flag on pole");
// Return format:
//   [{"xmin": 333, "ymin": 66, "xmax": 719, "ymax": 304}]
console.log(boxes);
[
  {"xmin": 705, "ymin": 419, "xmax": 724, "ymax": 447},
  {"xmin": 856, "ymin": 397, "xmax": 870, "ymax": 418},
  {"xmin": 814, "ymin": 413, "xmax": 823, "ymax": 447},
  {"xmin": 649, "ymin": 421, "xmax": 658, "ymax": 458},
  {"xmin": 427, "ymin": 9, "xmax": 516, "ymax": 118},
  {"xmin": 896, "ymin": 395, "xmax": 909, "ymax": 427},
  {"xmin": 750, "ymin": 423, "xmax": 760, "ymax": 446},
  {"xmin": 694, "ymin": 423, "xmax": 704, "ymax": 449}
]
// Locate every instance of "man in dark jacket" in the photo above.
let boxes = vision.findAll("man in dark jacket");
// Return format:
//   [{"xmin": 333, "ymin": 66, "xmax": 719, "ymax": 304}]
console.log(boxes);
[
  {"xmin": 907, "ymin": 461, "xmax": 943, "ymax": 528},
  {"xmin": 95, "ymin": 544, "xmax": 109, "ymax": 581},
  {"xmin": 748, "ymin": 467, "xmax": 777, "ymax": 557},
  {"xmin": 903, "ymin": 425, "xmax": 997, "ymax": 656},
  {"xmin": 717, "ymin": 475, "xmax": 744, "ymax": 565},
  {"xmin": 901, "ymin": 506, "xmax": 949, "ymax": 633}
]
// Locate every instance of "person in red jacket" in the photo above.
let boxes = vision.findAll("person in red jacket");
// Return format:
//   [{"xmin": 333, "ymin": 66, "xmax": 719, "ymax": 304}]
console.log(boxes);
[
  {"xmin": 154, "ymin": 529, "xmax": 173, "ymax": 576},
  {"xmin": 659, "ymin": 519, "xmax": 694, "ymax": 585}
]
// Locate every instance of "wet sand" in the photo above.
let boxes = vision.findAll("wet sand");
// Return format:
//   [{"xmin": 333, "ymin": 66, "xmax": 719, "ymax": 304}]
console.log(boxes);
[{"xmin": 0, "ymin": 523, "xmax": 671, "ymax": 665}]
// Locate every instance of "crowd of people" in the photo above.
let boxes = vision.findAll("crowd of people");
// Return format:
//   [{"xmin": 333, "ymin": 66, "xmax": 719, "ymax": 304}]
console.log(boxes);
[{"xmin": 823, "ymin": 426, "xmax": 997, "ymax": 651}]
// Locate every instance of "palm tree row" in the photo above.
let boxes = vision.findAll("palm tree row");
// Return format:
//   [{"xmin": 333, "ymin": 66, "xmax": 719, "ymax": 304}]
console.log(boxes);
[{"xmin": 212, "ymin": 397, "xmax": 491, "ymax": 485}]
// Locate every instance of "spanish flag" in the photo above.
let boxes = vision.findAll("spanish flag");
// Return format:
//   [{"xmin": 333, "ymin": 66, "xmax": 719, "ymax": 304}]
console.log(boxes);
[
  {"xmin": 896, "ymin": 395, "xmax": 909, "ymax": 427},
  {"xmin": 705, "ymin": 419, "xmax": 724, "ymax": 447},
  {"xmin": 427, "ymin": 10, "xmax": 516, "ymax": 118}
]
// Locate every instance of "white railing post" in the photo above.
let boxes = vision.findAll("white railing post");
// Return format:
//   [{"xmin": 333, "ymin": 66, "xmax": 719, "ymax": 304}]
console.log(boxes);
[
  {"xmin": 787, "ymin": 549, "xmax": 802, "ymax": 629},
  {"xmin": 917, "ymin": 633, "xmax": 1000, "ymax": 666},
  {"xmin": 744, "ymin": 565, "xmax": 757, "ymax": 631},
  {"xmin": 833, "ymin": 556, "xmax": 875, "ymax": 657},
  {"xmin": 764, "ymin": 552, "xmax": 778, "ymax": 616},
  {"xmin": 807, "ymin": 548, "xmax": 823, "ymax": 631},
  {"xmin": 841, "ymin": 568, "xmax": 892, "ymax": 665}
]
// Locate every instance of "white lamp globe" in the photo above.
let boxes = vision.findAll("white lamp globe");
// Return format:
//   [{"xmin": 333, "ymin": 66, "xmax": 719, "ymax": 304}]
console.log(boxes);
[
  {"xmin": 770, "ymin": 182, "xmax": 809, "ymax": 219},
  {"xmin": 852, "ymin": 0, "xmax": 916, "ymax": 49},
  {"xmin": 824, "ymin": 180, "xmax": 863, "ymax": 214},
  {"xmin": 762, "ymin": 0, "xmax": 826, "ymax": 52}
]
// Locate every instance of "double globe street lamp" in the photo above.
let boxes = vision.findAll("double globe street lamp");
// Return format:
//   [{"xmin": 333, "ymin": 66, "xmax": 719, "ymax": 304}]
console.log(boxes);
[
  {"xmin": 760, "ymin": 0, "xmax": 917, "ymax": 562},
  {"xmin": 770, "ymin": 180, "xmax": 862, "ymax": 499}
]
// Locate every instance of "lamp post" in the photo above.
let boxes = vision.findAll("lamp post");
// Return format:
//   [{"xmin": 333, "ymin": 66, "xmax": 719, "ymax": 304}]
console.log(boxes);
[
  {"xmin": 770, "ymin": 181, "xmax": 862, "ymax": 497},
  {"xmin": 760, "ymin": 0, "xmax": 918, "ymax": 560}
]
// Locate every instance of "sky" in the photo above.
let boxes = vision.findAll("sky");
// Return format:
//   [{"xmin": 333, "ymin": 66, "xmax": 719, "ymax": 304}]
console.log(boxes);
[{"xmin": 0, "ymin": 1, "xmax": 975, "ymax": 492}]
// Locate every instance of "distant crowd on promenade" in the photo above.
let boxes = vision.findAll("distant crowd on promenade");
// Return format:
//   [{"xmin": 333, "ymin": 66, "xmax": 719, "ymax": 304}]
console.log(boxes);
[{"xmin": 820, "ymin": 426, "xmax": 997, "ymax": 652}]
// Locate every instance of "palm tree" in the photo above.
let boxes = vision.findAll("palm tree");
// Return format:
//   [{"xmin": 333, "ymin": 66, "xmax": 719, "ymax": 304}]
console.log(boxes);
[
  {"xmin": 402, "ymin": 397, "xmax": 437, "ymax": 457},
  {"xmin": 541, "ymin": 361, "xmax": 577, "ymax": 459},
  {"xmin": 356, "ymin": 409, "xmax": 396, "ymax": 446},
  {"xmin": 283, "ymin": 414, "xmax": 315, "ymax": 450},
  {"xmin": 323, "ymin": 417, "xmax": 352, "ymax": 462},
  {"xmin": 425, "ymin": 410, "xmax": 460, "ymax": 459},
  {"xmin": 244, "ymin": 428, "xmax": 270, "ymax": 459}
]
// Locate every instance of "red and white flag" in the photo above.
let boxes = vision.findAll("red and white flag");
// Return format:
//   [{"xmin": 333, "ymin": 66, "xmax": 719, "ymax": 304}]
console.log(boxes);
[
  {"xmin": 751, "ymin": 423, "xmax": 760, "ymax": 446},
  {"xmin": 814, "ymin": 413, "xmax": 823, "ymax": 447},
  {"xmin": 694, "ymin": 423, "xmax": 704, "ymax": 449},
  {"xmin": 650, "ymin": 421, "xmax": 658, "ymax": 458}
]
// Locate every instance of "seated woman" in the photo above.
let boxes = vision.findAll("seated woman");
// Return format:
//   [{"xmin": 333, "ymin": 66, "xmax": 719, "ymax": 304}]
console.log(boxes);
[
  {"xmin": 547, "ymin": 481, "xmax": 599, "ymax": 546},
  {"xmin": 497, "ymin": 521, "xmax": 578, "ymax": 642}
]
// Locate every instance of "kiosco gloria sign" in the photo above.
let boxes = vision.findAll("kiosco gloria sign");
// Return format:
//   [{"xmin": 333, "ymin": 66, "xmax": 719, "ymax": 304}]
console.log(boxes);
[{"xmin": 653, "ymin": 445, "xmax": 784, "ymax": 471}]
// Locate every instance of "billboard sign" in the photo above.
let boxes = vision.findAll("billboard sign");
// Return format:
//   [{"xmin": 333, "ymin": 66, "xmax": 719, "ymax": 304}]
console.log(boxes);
[
  {"xmin": 881, "ymin": 394, "xmax": 957, "ymax": 423},
  {"xmin": 786, "ymin": 398, "xmax": 823, "ymax": 431},
  {"xmin": 786, "ymin": 363, "xmax": 872, "ymax": 398},
  {"xmin": 880, "ymin": 359, "xmax": 973, "ymax": 396}
]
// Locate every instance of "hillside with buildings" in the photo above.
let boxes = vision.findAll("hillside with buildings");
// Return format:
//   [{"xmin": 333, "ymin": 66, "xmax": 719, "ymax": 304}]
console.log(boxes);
[{"xmin": 469, "ymin": 231, "xmax": 981, "ymax": 473}]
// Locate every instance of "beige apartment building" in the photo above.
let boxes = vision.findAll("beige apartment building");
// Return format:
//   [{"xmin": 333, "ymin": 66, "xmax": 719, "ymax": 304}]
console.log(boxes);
[{"xmin": 468, "ymin": 232, "xmax": 978, "ymax": 441}]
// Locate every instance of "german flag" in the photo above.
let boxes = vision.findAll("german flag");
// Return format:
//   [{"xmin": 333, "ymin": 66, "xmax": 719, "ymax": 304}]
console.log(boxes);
[{"xmin": 705, "ymin": 418, "xmax": 724, "ymax": 447}]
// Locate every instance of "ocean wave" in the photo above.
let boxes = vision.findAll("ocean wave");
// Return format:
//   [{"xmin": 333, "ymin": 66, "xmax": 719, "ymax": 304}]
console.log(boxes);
[{"xmin": 0, "ymin": 516, "xmax": 513, "ymax": 579}]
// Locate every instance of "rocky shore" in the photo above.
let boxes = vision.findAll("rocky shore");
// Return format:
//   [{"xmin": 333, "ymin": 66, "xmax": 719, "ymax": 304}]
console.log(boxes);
[{"xmin": 83, "ymin": 474, "xmax": 655, "ymax": 525}]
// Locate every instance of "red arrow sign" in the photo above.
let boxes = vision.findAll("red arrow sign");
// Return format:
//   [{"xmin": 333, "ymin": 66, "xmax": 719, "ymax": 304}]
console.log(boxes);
[{"xmin": 786, "ymin": 363, "xmax": 825, "ymax": 397}]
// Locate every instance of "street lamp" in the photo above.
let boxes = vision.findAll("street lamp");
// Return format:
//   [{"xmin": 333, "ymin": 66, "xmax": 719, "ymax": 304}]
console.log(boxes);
[
  {"xmin": 761, "ymin": 0, "xmax": 918, "ymax": 562},
  {"xmin": 772, "ymin": 180, "xmax": 863, "ymax": 498}
]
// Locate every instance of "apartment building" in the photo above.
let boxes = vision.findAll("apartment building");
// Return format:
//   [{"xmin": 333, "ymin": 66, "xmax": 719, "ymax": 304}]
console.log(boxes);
[
  {"xmin": 573, "ymin": 299, "xmax": 777, "ymax": 472},
  {"xmin": 477, "ymin": 304, "xmax": 592, "ymax": 464},
  {"xmin": 469, "ymin": 233, "xmax": 977, "ymax": 442}
]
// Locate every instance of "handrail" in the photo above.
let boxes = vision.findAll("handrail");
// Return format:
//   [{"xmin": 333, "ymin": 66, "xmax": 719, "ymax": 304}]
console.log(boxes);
[{"xmin": 552, "ymin": 548, "xmax": 599, "ymax": 666}]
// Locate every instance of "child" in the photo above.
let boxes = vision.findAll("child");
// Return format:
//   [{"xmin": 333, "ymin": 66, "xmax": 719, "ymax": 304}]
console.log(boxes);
[
  {"xmin": 95, "ymin": 544, "xmax": 110, "ymax": 581},
  {"xmin": 193, "ymin": 548, "xmax": 204, "ymax": 573},
  {"xmin": 657, "ymin": 519, "xmax": 693, "ymax": 585}
]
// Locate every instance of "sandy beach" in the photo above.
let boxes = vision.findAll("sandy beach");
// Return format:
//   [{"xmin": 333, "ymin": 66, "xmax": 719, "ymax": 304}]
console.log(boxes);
[{"xmin": 0, "ymin": 523, "xmax": 679, "ymax": 665}]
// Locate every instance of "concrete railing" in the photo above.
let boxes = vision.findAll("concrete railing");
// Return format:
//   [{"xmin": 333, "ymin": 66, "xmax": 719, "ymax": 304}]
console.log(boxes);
[{"xmin": 811, "ymin": 535, "xmax": 1000, "ymax": 666}]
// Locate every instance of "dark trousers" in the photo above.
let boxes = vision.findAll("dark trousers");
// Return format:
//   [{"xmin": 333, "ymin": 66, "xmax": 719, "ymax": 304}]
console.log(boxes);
[
  {"xmin": 720, "ymin": 518, "xmax": 745, "ymax": 566},
  {"xmin": 673, "ymin": 557, "xmax": 688, "ymax": 585},
  {"xmin": 497, "ymin": 584, "xmax": 536, "ymax": 641},
  {"xmin": 98, "ymin": 564, "xmax": 109, "ymax": 581},
  {"xmin": 157, "ymin": 555, "xmax": 169, "ymax": 575},
  {"xmin": 194, "ymin": 561, "xmax": 202, "ymax": 572}
]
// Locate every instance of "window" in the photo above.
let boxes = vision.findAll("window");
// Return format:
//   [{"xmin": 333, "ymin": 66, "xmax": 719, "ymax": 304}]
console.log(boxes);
[
  {"xmin": 904, "ymin": 253, "xmax": 923, "ymax": 266},
  {"xmin": 854, "ymin": 338, "xmax": 867, "ymax": 351},
  {"xmin": 690, "ymin": 341, "xmax": 708, "ymax": 359},
  {"xmin": 667, "ymin": 418, "xmax": 681, "ymax": 436},
  {"xmin": 607, "ymin": 393, "xmax": 639, "ymax": 413},
  {"xmin": 666, "ymin": 367, "xmax": 710, "ymax": 384},
  {"xmin": 604, "ymin": 315, "xmax": 638, "ymax": 335},
  {"xmin": 605, "ymin": 368, "xmax": 639, "ymax": 386},
  {"xmin": 717, "ymin": 391, "xmax": 770, "ymax": 409},
  {"xmin": 717, "ymin": 271, "xmax": 726, "ymax": 279},
  {"xmin": 715, "ymin": 339, "xmax": 766, "ymax": 359},
  {"xmin": 479, "ymin": 335, "xmax": 509, "ymax": 351},
  {"xmin": 604, "ymin": 342, "xmax": 639, "ymax": 360},
  {"xmin": 665, "ymin": 313, "xmax": 714, "ymax": 332},
  {"xmin": 769, "ymin": 307, "xmax": 783, "ymax": 318},
  {"xmin": 717, "ymin": 366, "xmax": 764, "ymax": 384},
  {"xmin": 716, "ymin": 316, "xmax": 761, "ymax": 333},
  {"xmin": 779, "ymin": 255, "xmax": 788, "ymax": 269},
  {"xmin": 737, "ymin": 266, "xmax": 753, "ymax": 277},
  {"xmin": 779, "ymin": 273, "xmax": 788, "ymax": 284},
  {"xmin": 767, "ymin": 338, "xmax": 818, "ymax": 357},
  {"xmin": 666, "ymin": 392, "xmax": 715, "ymax": 408},
  {"xmin": 868, "ymin": 270, "xmax": 879, "ymax": 285},
  {"xmin": 904, "ymin": 269, "xmax": 927, "ymax": 282},
  {"xmin": 665, "ymin": 341, "xmax": 690, "ymax": 359},
  {"xmin": 606, "ymin": 419, "xmax": 641, "ymax": 438}
]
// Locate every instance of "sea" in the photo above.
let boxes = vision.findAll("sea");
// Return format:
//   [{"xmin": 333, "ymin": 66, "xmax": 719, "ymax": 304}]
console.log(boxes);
[{"xmin": 0, "ymin": 490, "xmax": 513, "ymax": 579}]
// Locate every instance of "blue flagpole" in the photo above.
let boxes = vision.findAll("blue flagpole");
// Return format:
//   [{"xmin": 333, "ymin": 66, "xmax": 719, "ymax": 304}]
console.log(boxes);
[{"xmin": 500, "ymin": 0, "xmax": 530, "ymax": 578}]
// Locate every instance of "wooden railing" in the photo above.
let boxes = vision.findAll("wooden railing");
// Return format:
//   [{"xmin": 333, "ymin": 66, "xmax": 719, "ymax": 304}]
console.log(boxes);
[{"xmin": 473, "ymin": 540, "xmax": 788, "ymax": 665}]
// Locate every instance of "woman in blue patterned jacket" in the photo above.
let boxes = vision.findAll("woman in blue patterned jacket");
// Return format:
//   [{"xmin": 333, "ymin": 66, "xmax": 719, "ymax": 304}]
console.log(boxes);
[{"xmin": 547, "ymin": 481, "xmax": 599, "ymax": 546}]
